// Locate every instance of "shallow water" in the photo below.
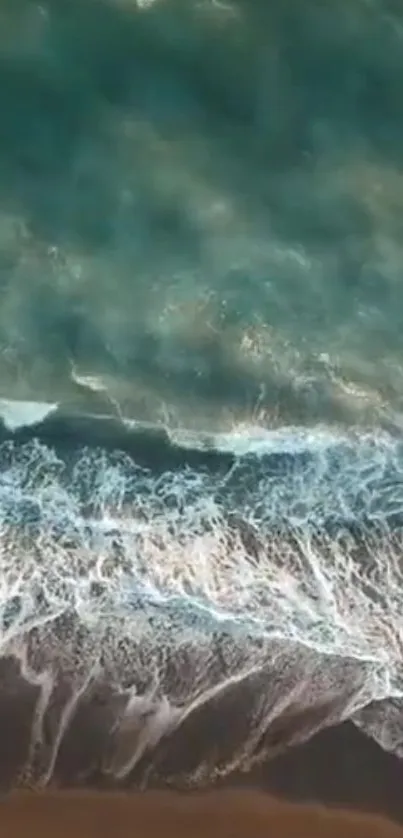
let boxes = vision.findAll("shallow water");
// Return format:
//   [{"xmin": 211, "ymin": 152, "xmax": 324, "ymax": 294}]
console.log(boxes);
[{"xmin": 0, "ymin": 409, "xmax": 400, "ymax": 787}]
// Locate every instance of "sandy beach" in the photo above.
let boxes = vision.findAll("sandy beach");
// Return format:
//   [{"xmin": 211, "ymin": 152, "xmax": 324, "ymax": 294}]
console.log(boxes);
[
  {"xmin": 3, "ymin": 708, "xmax": 403, "ymax": 834},
  {"xmin": 2, "ymin": 788, "xmax": 403, "ymax": 838}
]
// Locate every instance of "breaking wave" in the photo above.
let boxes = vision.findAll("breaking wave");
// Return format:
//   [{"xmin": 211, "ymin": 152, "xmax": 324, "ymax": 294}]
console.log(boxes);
[{"xmin": 0, "ymin": 403, "xmax": 402, "ymax": 789}]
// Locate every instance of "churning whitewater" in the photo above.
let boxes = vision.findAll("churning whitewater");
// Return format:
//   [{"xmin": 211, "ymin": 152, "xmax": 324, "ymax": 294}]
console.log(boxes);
[{"xmin": 0, "ymin": 403, "xmax": 402, "ymax": 789}]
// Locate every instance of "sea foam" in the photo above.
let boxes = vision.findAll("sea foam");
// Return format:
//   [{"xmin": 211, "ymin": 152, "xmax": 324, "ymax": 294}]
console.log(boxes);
[{"xmin": 0, "ymin": 403, "xmax": 402, "ymax": 787}]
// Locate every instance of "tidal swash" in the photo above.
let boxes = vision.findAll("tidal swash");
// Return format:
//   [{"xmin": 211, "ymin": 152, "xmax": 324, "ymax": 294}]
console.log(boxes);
[{"xmin": 2, "ymin": 0, "xmax": 403, "ymax": 798}]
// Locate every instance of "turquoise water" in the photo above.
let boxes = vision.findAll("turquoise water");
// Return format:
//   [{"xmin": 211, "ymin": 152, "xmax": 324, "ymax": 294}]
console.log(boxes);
[{"xmin": 2, "ymin": 0, "xmax": 403, "ymax": 432}]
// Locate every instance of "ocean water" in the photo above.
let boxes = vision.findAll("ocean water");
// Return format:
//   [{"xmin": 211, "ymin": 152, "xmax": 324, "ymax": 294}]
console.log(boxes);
[{"xmin": 2, "ymin": 0, "xmax": 403, "ymax": 790}]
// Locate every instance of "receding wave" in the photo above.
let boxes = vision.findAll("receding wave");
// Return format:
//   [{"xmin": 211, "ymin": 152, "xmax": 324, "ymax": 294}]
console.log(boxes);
[{"xmin": 0, "ymin": 401, "xmax": 402, "ymax": 790}]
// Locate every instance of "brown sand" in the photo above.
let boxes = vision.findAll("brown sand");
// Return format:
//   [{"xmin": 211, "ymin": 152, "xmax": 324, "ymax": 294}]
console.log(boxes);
[{"xmin": 1, "ymin": 789, "xmax": 403, "ymax": 838}]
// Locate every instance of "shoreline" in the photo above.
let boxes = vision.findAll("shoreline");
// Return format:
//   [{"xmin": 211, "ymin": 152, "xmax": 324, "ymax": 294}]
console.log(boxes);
[{"xmin": 1, "ymin": 786, "xmax": 403, "ymax": 838}]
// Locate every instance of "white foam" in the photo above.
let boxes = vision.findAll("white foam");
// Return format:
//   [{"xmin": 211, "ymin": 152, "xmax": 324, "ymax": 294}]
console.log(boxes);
[
  {"xmin": 0, "ymin": 427, "xmax": 402, "ymax": 776},
  {"xmin": 0, "ymin": 398, "xmax": 58, "ymax": 431},
  {"xmin": 168, "ymin": 421, "xmax": 390, "ymax": 457},
  {"xmin": 0, "ymin": 431, "xmax": 400, "ymax": 655}
]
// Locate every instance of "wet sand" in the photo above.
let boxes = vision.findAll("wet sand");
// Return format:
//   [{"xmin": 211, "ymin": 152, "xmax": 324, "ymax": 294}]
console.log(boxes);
[
  {"xmin": 2, "ymin": 788, "xmax": 403, "ymax": 838},
  {"xmin": 3, "ymin": 710, "xmax": 403, "ymax": 833},
  {"xmin": 250, "ymin": 721, "xmax": 403, "ymax": 823}
]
